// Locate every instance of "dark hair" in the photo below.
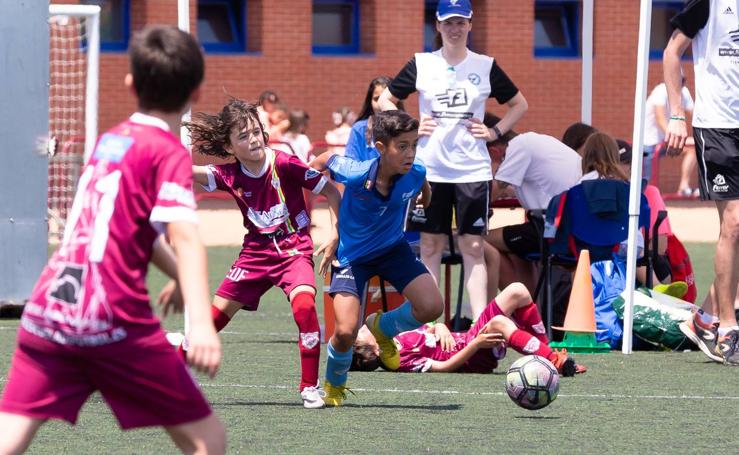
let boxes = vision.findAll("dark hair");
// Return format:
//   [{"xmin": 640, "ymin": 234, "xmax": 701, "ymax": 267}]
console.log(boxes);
[
  {"xmin": 258, "ymin": 90, "xmax": 279, "ymax": 106},
  {"xmin": 287, "ymin": 109, "xmax": 310, "ymax": 134},
  {"xmin": 581, "ymin": 132, "xmax": 630, "ymax": 181},
  {"xmin": 616, "ymin": 138, "xmax": 633, "ymax": 163},
  {"xmin": 373, "ymin": 110, "xmax": 419, "ymax": 146},
  {"xmin": 350, "ymin": 343, "xmax": 381, "ymax": 372},
  {"xmin": 357, "ymin": 76, "xmax": 392, "ymax": 121},
  {"xmin": 129, "ymin": 26, "xmax": 204, "ymax": 113},
  {"xmin": 484, "ymin": 113, "xmax": 518, "ymax": 146},
  {"xmin": 184, "ymin": 98, "xmax": 268, "ymax": 159},
  {"xmin": 562, "ymin": 122, "xmax": 598, "ymax": 152}
]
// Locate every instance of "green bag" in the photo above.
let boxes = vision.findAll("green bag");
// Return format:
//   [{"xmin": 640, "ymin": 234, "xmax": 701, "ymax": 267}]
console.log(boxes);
[{"xmin": 611, "ymin": 289, "xmax": 696, "ymax": 350}]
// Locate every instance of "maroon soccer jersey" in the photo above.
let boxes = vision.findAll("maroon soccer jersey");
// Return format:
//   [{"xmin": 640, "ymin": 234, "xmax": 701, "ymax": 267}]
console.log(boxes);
[
  {"xmin": 21, "ymin": 114, "xmax": 198, "ymax": 346},
  {"xmin": 203, "ymin": 148, "xmax": 326, "ymax": 240}
]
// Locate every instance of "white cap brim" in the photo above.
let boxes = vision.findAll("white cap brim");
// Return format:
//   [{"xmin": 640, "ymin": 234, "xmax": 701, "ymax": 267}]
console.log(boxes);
[{"xmin": 436, "ymin": 12, "xmax": 473, "ymax": 21}]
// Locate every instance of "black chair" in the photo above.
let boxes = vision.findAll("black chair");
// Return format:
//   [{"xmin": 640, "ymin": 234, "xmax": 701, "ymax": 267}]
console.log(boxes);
[{"xmin": 530, "ymin": 180, "xmax": 657, "ymax": 339}]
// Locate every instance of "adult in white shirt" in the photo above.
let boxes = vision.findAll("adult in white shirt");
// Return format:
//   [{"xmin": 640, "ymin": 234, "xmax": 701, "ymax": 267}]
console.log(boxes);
[
  {"xmin": 485, "ymin": 122, "xmax": 582, "ymax": 294},
  {"xmin": 664, "ymin": 0, "xmax": 739, "ymax": 365},
  {"xmin": 644, "ymin": 81, "xmax": 695, "ymax": 194},
  {"xmin": 378, "ymin": 0, "xmax": 527, "ymax": 318}
]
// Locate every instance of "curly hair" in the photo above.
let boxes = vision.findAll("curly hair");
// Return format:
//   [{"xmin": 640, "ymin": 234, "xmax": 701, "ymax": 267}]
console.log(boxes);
[{"xmin": 184, "ymin": 98, "xmax": 268, "ymax": 159}]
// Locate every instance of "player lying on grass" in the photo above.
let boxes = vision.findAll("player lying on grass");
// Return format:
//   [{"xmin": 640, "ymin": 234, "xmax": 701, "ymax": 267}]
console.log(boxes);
[
  {"xmin": 160, "ymin": 98, "xmax": 341, "ymax": 409},
  {"xmin": 309, "ymin": 110, "xmax": 443, "ymax": 406},
  {"xmin": 351, "ymin": 283, "xmax": 586, "ymax": 375},
  {"xmin": 0, "ymin": 26, "xmax": 226, "ymax": 454}
]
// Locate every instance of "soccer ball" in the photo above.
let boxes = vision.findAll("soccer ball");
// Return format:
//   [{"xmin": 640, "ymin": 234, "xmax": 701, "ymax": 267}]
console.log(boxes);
[{"xmin": 505, "ymin": 355, "xmax": 559, "ymax": 410}]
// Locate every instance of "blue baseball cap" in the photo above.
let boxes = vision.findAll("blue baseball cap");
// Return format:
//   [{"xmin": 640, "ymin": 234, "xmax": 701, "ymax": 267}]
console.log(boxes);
[{"xmin": 436, "ymin": 0, "xmax": 473, "ymax": 21}]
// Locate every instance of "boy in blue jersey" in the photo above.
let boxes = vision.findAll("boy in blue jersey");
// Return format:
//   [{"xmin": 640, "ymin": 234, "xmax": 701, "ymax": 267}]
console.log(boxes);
[{"xmin": 311, "ymin": 110, "xmax": 443, "ymax": 406}]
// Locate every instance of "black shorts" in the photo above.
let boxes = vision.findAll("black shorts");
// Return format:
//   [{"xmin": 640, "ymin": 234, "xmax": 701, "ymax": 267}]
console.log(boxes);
[
  {"xmin": 407, "ymin": 181, "xmax": 490, "ymax": 235},
  {"xmin": 694, "ymin": 127, "xmax": 739, "ymax": 201},
  {"xmin": 502, "ymin": 220, "xmax": 542, "ymax": 259}
]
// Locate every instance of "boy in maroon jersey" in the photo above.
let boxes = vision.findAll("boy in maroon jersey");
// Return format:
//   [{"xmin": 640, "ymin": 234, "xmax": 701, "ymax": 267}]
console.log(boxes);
[
  {"xmin": 352, "ymin": 283, "xmax": 586, "ymax": 376},
  {"xmin": 0, "ymin": 26, "xmax": 226, "ymax": 454},
  {"xmin": 163, "ymin": 98, "xmax": 341, "ymax": 409}
]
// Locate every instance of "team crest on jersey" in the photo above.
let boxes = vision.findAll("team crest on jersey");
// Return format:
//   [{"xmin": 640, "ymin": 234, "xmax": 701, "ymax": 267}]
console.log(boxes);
[
  {"xmin": 305, "ymin": 168, "xmax": 321, "ymax": 180},
  {"xmin": 468, "ymin": 73, "xmax": 481, "ymax": 85},
  {"xmin": 436, "ymin": 88, "xmax": 468, "ymax": 107},
  {"xmin": 93, "ymin": 133, "xmax": 133, "ymax": 163},
  {"xmin": 401, "ymin": 190, "xmax": 415, "ymax": 201}
]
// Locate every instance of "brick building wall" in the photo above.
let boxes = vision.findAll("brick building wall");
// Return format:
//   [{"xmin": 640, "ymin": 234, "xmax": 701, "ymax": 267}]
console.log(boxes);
[{"xmin": 50, "ymin": 0, "xmax": 695, "ymax": 191}]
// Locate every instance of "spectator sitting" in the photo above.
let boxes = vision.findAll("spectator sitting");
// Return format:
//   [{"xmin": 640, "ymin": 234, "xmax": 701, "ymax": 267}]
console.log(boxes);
[
  {"xmin": 257, "ymin": 90, "xmax": 280, "ymax": 132},
  {"xmin": 484, "ymin": 116, "xmax": 582, "ymax": 295},
  {"xmin": 325, "ymin": 106, "xmax": 354, "ymax": 155},
  {"xmin": 283, "ymin": 109, "xmax": 312, "ymax": 164},
  {"xmin": 561, "ymin": 122, "xmax": 598, "ymax": 155}
]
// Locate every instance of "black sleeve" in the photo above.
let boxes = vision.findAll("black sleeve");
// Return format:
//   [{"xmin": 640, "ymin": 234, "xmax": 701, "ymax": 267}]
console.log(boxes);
[
  {"xmin": 489, "ymin": 60, "xmax": 519, "ymax": 104},
  {"xmin": 670, "ymin": 0, "xmax": 709, "ymax": 39},
  {"xmin": 388, "ymin": 57, "xmax": 417, "ymax": 100}
]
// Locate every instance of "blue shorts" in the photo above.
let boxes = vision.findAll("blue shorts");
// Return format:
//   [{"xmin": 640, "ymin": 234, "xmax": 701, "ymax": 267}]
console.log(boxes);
[{"xmin": 329, "ymin": 241, "xmax": 429, "ymax": 299}]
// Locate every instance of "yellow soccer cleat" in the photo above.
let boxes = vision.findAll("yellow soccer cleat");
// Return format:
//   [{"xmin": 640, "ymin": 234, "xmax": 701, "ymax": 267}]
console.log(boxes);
[
  {"xmin": 324, "ymin": 381, "xmax": 351, "ymax": 407},
  {"xmin": 366, "ymin": 311, "xmax": 400, "ymax": 371}
]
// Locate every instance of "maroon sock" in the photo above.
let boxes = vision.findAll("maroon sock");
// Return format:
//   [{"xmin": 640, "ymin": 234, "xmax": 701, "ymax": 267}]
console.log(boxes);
[
  {"xmin": 291, "ymin": 292, "xmax": 321, "ymax": 391},
  {"xmin": 179, "ymin": 306, "xmax": 231, "ymax": 361},
  {"xmin": 513, "ymin": 302, "xmax": 549, "ymax": 344},
  {"xmin": 508, "ymin": 329, "xmax": 553, "ymax": 358},
  {"xmin": 211, "ymin": 305, "xmax": 232, "ymax": 332}
]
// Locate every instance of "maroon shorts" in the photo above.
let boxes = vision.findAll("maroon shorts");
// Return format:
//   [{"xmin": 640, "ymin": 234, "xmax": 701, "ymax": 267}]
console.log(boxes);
[
  {"xmin": 460, "ymin": 300, "xmax": 506, "ymax": 373},
  {"xmin": 0, "ymin": 329, "xmax": 212, "ymax": 429},
  {"xmin": 216, "ymin": 235, "xmax": 316, "ymax": 310}
]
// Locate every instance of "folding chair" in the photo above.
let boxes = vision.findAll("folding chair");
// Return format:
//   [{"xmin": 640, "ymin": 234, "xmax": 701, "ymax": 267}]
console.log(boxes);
[{"xmin": 532, "ymin": 179, "xmax": 652, "ymax": 339}]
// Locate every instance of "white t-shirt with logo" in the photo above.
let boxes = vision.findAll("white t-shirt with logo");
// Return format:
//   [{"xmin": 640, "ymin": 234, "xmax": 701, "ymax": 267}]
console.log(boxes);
[
  {"xmin": 672, "ymin": 0, "xmax": 739, "ymax": 128},
  {"xmin": 494, "ymin": 132, "xmax": 582, "ymax": 210},
  {"xmin": 388, "ymin": 50, "xmax": 519, "ymax": 183},
  {"xmin": 644, "ymin": 83, "xmax": 694, "ymax": 146}
]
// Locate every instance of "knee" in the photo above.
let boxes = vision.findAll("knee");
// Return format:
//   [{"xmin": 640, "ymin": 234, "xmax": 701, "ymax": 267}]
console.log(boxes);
[
  {"xmin": 721, "ymin": 212, "xmax": 739, "ymax": 242},
  {"xmin": 458, "ymin": 236, "xmax": 484, "ymax": 258},
  {"xmin": 332, "ymin": 326, "xmax": 358, "ymax": 351},
  {"xmin": 488, "ymin": 315, "xmax": 510, "ymax": 332},
  {"xmin": 506, "ymin": 282, "xmax": 532, "ymax": 305},
  {"xmin": 414, "ymin": 295, "xmax": 444, "ymax": 322},
  {"xmin": 420, "ymin": 235, "xmax": 445, "ymax": 257}
]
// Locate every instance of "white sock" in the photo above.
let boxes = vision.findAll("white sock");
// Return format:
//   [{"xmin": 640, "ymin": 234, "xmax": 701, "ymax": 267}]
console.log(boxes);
[{"xmin": 717, "ymin": 326, "xmax": 739, "ymax": 337}]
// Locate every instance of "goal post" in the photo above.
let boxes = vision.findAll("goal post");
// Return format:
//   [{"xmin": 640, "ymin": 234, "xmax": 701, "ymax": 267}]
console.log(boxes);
[{"xmin": 47, "ymin": 4, "xmax": 100, "ymax": 236}]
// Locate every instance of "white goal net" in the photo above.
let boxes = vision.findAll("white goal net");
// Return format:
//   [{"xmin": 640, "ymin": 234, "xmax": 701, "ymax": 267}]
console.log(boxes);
[{"xmin": 47, "ymin": 4, "xmax": 99, "ymax": 237}]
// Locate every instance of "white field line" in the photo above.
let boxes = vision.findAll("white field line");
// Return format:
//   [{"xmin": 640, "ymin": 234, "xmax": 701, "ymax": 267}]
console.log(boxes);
[{"xmin": 199, "ymin": 383, "xmax": 739, "ymax": 401}]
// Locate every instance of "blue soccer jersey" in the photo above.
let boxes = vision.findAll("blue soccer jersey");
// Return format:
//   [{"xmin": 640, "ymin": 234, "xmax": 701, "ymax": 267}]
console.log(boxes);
[{"xmin": 327, "ymin": 155, "xmax": 425, "ymax": 265}]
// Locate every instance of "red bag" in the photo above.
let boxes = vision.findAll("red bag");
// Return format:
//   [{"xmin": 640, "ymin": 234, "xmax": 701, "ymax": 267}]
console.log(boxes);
[{"xmin": 665, "ymin": 234, "xmax": 697, "ymax": 303}]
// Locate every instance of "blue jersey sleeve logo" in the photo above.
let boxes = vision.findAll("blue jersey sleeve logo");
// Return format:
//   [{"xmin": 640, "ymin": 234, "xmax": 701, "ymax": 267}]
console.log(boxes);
[{"xmin": 93, "ymin": 133, "xmax": 134, "ymax": 163}]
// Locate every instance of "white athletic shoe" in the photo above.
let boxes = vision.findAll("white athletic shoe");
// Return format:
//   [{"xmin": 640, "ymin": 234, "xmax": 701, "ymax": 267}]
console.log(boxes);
[{"xmin": 300, "ymin": 386, "xmax": 326, "ymax": 409}]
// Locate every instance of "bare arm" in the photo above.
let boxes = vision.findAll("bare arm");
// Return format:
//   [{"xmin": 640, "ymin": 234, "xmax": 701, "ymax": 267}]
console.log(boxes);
[
  {"xmin": 310, "ymin": 151, "xmax": 338, "ymax": 172},
  {"xmin": 663, "ymin": 30, "xmax": 693, "ymax": 155},
  {"xmin": 192, "ymin": 165, "xmax": 210, "ymax": 187},
  {"xmin": 378, "ymin": 87, "xmax": 401, "ymax": 111},
  {"xmin": 167, "ymin": 220, "xmax": 221, "ymax": 378},
  {"xmin": 314, "ymin": 180, "xmax": 341, "ymax": 276},
  {"xmin": 427, "ymin": 332, "xmax": 505, "ymax": 372},
  {"xmin": 492, "ymin": 92, "xmax": 528, "ymax": 139},
  {"xmin": 418, "ymin": 179, "xmax": 432, "ymax": 208},
  {"xmin": 151, "ymin": 235, "xmax": 178, "ymax": 279}
]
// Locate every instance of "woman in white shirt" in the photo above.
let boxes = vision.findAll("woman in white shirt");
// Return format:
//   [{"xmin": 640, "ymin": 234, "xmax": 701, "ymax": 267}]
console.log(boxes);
[{"xmin": 378, "ymin": 0, "xmax": 527, "ymax": 318}]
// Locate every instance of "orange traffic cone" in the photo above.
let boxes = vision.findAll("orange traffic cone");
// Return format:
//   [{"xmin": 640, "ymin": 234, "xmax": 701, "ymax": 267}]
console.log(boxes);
[{"xmin": 550, "ymin": 250, "xmax": 611, "ymax": 353}]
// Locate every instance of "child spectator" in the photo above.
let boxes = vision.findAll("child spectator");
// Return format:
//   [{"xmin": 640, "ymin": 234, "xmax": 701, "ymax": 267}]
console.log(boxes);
[
  {"xmin": 283, "ymin": 109, "xmax": 312, "ymax": 164},
  {"xmin": 0, "ymin": 26, "xmax": 226, "ymax": 454},
  {"xmin": 325, "ymin": 106, "xmax": 354, "ymax": 155},
  {"xmin": 257, "ymin": 89, "xmax": 279, "ymax": 133},
  {"xmin": 346, "ymin": 76, "xmax": 398, "ymax": 162},
  {"xmin": 310, "ymin": 110, "xmax": 442, "ymax": 406},
  {"xmin": 169, "ymin": 98, "xmax": 341, "ymax": 409}
]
